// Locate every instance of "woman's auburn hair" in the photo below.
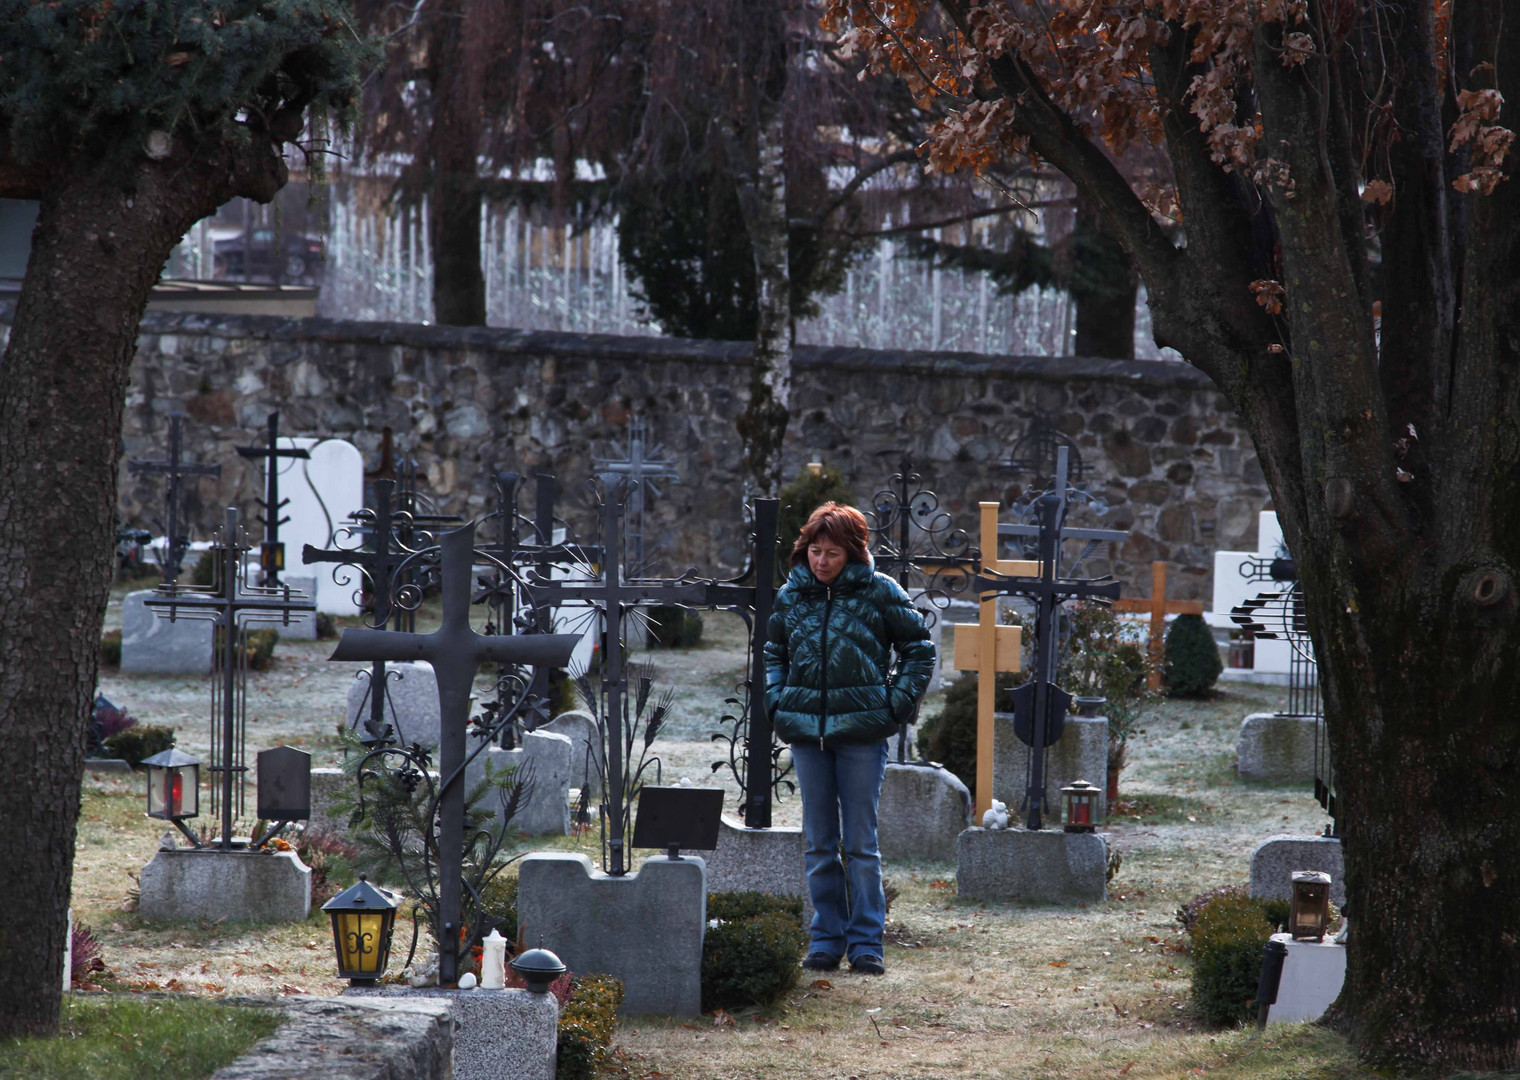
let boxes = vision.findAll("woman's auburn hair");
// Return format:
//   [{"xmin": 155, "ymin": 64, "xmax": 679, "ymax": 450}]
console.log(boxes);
[{"xmin": 791, "ymin": 502, "xmax": 871, "ymax": 567}]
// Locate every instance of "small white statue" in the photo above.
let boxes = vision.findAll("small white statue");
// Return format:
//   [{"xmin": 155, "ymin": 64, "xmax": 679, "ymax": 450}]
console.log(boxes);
[
  {"xmin": 982, "ymin": 799, "xmax": 1009, "ymax": 830},
  {"xmin": 480, "ymin": 928, "xmax": 508, "ymax": 990}
]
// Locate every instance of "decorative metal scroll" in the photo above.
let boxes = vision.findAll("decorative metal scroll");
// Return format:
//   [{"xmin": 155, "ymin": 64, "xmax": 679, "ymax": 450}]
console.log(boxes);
[
  {"xmin": 1004, "ymin": 411, "xmax": 1087, "ymax": 491},
  {"xmin": 1230, "ymin": 553, "xmax": 1336, "ymax": 831},
  {"xmin": 865, "ymin": 453, "xmax": 980, "ymax": 630}
]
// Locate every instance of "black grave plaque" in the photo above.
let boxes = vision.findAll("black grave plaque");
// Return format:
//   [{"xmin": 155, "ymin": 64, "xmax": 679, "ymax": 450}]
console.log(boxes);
[{"xmin": 630, "ymin": 786, "xmax": 724, "ymax": 856}]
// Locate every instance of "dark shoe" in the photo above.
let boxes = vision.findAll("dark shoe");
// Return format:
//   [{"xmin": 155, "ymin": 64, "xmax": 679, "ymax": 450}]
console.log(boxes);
[
  {"xmin": 802, "ymin": 952, "xmax": 841, "ymax": 972},
  {"xmin": 850, "ymin": 955, "xmax": 885, "ymax": 975}
]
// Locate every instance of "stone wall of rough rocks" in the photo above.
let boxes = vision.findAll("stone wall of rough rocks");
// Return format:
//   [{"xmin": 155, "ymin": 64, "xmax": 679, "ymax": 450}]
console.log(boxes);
[{"xmin": 105, "ymin": 311, "xmax": 1269, "ymax": 602}]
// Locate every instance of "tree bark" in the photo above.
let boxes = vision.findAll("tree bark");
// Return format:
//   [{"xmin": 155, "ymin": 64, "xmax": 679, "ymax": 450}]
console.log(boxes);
[
  {"xmin": 0, "ymin": 137, "xmax": 287, "ymax": 1037},
  {"xmin": 1071, "ymin": 197, "xmax": 1137, "ymax": 360}
]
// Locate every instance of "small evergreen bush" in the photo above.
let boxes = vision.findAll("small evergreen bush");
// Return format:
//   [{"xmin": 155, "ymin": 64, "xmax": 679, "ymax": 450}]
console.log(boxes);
[
  {"xmin": 315, "ymin": 612, "xmax": 338, "ymax": 640},
  {"xmin": 777, "ymin": 465, "xmax": 855, "ymax": 567},
  {"xmin": 1165, "ymin": 613, "xmax": 1224, "ymax": 697},
  {"xmin": 100, "ymin": 630, "xmax": 122, "ymax": 668},
  {"xmin": 646, "ymin": 605, "xmax": 704, "ymax": 648},
  {"xmin": 104, "ymin": 724, "xmax": 176, "ymax": 766},
  {"xmin": 1189, "ymin": 891, "xmax": 1274, "ymax": 1027},
  {"xmin": 916, "ymin": 670, "xmax": 1020, "ymax": 793},
  {"xmin": 245, "ymin": 628, "xmax": 280, "ymax": 671},
  {"xmin": 702, "ymin": 910, "xmax": 809, "ymax": 1011},
  {"xmin": 557, "ymin": 973, "xmax": 625, "ymax": 1080},
  {"xmin": 707, "ymin": 890, "xmax": 805, "ymax": 923}
]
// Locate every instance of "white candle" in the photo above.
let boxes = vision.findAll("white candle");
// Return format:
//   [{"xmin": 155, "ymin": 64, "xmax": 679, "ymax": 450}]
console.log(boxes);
[{"xmin": 480, "ymin": 929, "xmax": 508, "ymax": 990}]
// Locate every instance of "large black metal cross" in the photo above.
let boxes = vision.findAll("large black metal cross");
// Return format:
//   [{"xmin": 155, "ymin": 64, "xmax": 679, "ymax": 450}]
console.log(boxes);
[
  {"xmin": 524, "ymin": 479, "xmax": 780, "ymax": 871},
  {"xmin": 144, "ymin": 508, "xmax": 315, "ymax": 849},
  {"xmin": 127, "ymin": 412, "xmax": 221, "ymax": 581},
  {"xmin": 328, "ymin": 522, "xmax": 580, "ymax": 986},
  {"xmin": 977, "ymin": 447, "xmax": 1125, "ymax": 829},
  {"xmin": 235, "ymin": 411, "xmax": 310, "ymax": 587}
]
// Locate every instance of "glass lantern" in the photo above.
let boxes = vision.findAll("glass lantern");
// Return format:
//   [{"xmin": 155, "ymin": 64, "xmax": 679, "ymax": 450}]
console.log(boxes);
[
  {"xmin": 1061, "ymin": 779, "xmax": 1101, "ymax": 833},
  {"xmin": 141, "ymin": 748, "xmax": 200, "ymax": 821},
  {"xmin": 1289, "ymin": 870, "xmax": 1333, "ymax": 940},
  {"xmin": 323, "ymin": 874, "xmax": 400, "ymax": 984}
]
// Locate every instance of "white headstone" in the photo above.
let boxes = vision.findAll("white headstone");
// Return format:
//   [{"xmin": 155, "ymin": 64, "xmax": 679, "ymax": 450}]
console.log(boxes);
[
  {"xmin": 1208, "ymin": 511, "xmax": 1293, "ymax": 675},
  {"xmin": 266, "ymin": 436, "xmax": 364, "ymax": 616}
]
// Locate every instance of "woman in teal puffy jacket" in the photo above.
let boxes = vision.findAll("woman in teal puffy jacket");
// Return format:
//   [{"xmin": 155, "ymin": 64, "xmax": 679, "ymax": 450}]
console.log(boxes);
[{"xmin": 764, "ymin": 502, "xmax": 935, "ymax": 975}]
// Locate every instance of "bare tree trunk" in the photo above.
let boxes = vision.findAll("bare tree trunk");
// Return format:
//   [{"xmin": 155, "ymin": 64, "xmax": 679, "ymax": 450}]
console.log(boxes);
[
  {"xmin": 731, "ymin": 51, "xmax": 792, "ymax": 498},
  {"xmin": 0, "ymin": 140, "xmax": 286, "ymax": 1037},
  {"xmin": 1072, "ymin": 198, "xmax": 1136, "ymax": 360},
  {"xmin": 428, "ymin": 0, "xmax": 487, "ymax": 326}
]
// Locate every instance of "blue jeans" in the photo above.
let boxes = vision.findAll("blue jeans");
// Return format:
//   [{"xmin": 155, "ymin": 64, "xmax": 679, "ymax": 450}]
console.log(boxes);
[{"xmin": 790, "ymin": 739, "xmax": 889, "ymax": 963}]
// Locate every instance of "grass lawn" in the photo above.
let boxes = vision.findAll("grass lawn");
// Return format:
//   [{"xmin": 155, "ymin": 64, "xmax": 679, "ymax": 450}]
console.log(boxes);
[{"xmin": 0, "ymin": 996, "xmax": 278, "ymax": 1080}]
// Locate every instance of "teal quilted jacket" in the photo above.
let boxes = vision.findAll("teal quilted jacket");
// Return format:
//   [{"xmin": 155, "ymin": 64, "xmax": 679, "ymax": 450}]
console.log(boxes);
[{"xmin": 764, "ymin": 560, "xmax": 936, "ymax": 746}]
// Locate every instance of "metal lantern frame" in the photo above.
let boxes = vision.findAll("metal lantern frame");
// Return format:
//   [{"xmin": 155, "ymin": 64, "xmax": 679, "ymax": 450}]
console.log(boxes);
[
  {"xmin": 322, "ymin": 873, "xmax": 400, "ymax": 984},
  {"xmin": 1289, "ymin": 870, "xmax": 1333, "ymax": 941},
  {"xmin": 141, "ymin": 747, "xmax": 203, "ymax": 846},
  {"xmin": 1061, "ymin": 778, "xmax": 1101, "ymax": 833}
]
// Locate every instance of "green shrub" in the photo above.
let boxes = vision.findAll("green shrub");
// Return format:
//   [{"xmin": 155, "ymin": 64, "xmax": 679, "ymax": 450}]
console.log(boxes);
[
  {"xmin": 646, "ymin": 605, "xmax": 704, "ymax": 648},
  {"xmin": 702, "ymin": 910, "xmax": 809, "ymax": 1011},
  {"xmin": 1165, "ymin": 613, "xmax": 1224, "ymax": 697},
  {"xmin": 777, "ymin": 465, "xmax": 855, "ymax": 567},
  {"xmin": 190, "ymin": 549, "xmax": 217, "ymax": 587},
  {"xmin": 315, "ymin": 612, "xmax": 338, "ymax": 640},
  {"xmin": 1189, "ymin": 891, "xmax": 1273, "ymax": 1027},
  {"xmin": 707, "ymin": 890, "xmax": 805, "ymax": 923},
  {"xmin": 245, "ymin": 628, "xmax": 280, "ymax": 671},
  {"xmin": 915, "ymin": 670, "xmax": 1020, "ymax": 793},
  {"xmin": 557, "ymin": 973, "xmax": 625, "ymax": 1080},
  {"xmin": 100, "ymin": 630, "xmax": 122, "ymax": 668},
  {"xmin": 476, "ymin": 874, "xmax": 519, "ymax": 939},
  {"xmin": 104, "ymin": 724, "xmax": 176, "ymax": 766}
]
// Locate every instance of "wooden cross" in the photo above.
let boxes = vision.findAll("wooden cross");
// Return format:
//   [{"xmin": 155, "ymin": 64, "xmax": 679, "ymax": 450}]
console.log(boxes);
[
  {"xmin": 328, "ymin": 522, "xmax": 581, "ymax": 986},
  {"xmin": 127, "ymin": 412, "xmax": 221, "ymax": 580},
  {"xmin": 951, "ymin": 502, "xmax": 1033, "ymax": 820},
  {"xmin": 1112, "ymin": 561, "xmax": 1205, "ymax": 690}
]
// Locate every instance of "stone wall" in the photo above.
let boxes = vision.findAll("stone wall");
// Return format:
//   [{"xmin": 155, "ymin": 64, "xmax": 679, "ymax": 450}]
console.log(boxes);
[{"xmin": 100, "ymin": 311, "xmax": 1268, "ymax": 601}]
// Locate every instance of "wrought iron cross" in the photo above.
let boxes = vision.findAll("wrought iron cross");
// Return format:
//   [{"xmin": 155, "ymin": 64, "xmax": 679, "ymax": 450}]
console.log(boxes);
[
  {"xmin": 978, "ymin": 447, "xmax": 1125, "ymax": 829},
  {"xmin": 144, "ymin": 508, "xmax": 315, "ymax": 850},
  {"xmin": 328, "ymin": 523, "xmax": 580, "ymax": 986},
  {"xmin": 235, "ymin": 411, "xmax": 310, "ymax": 587},
  {"xmin": 127, "ymin": 412, "xmax": 221, "ymax": 581},
  {"xmin": 592, "ymin": 417, "xmax": 680, "ymax": 576}
]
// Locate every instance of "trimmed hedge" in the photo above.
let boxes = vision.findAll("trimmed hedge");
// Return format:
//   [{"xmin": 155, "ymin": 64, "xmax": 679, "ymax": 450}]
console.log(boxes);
[
  {"xmin": 1189, "ymin": 891, "xmax": 1274, "ymax": 1027},
  {"xmin": 916, "ymin": 670, "xmax": 1020, "ymax": 793},
  {"xmin": 100, "ymin": 630, "xmax": 122, "ymax": 668},
  {"xmin": 646, "ymin": 605, "xmax": 704, "ymax": 648},
  {"xmin": 702, "ymin": 891, "xmax": 808, "ymax": 1012},
  {"xmin": 557, "ymin": 973, "xmax": 625, "ymax": 1080}
]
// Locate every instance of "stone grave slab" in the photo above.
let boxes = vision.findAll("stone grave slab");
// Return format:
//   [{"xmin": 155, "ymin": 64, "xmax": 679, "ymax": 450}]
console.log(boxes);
[
  {"xmin": 517, "ymin": 852, "xmax": 705, "ymax": 1016},
  {"xmin": 956, "ymin": 826, "xmax": 1108, "ymax": 904},
  {"xmin": 120, "ymin": 588, "xmax": 211, "ymax": 675},
  {"xmin": 1266, "ymin": 932, "xmax": 1345, "ymax": 1025},
  {"xmin": 139, "ymin": 848, "xmax": 311, "ymax": 922},
  {"xmin": 541, "ymin": 709, "xmax": 602, "ymax": 798},
  {"xmin": 344, "ymin": 661, "xmax": 441, "ymax": 750},
  {"xmin": 344, "ymin": 986, "xmax": 557, "ymax": 1080},
  {"xmin": 878, "ymin": 763, "xmax": 971, "ymax": 861},
  {"xmin": 308, "ymin": 766, "xmax": 349, "ymax": 831},
  {"xmin": 1237, "ymin": 713, "xmax": 1319, "ymax": 784},
  {"xmin": 703, "ymin": 813, "xmax": 810, "ymax": 919},
  {"xmin": 993, "ymin": 714, "xmax": 1109, "ymax": 822},
  {"xmin": 213, "ymin": 994, "xmax": 454, "ymax": 1080},
  {"xmin": 263, "ymin": 573, "xmax": 318, "ymax": 640},
  {"xmin": 465, "ymin": 730, "xmax": 573, "ymax": 836},
  {"xmin": 279, "ymin": 436, "xmax": 364, "ymax": 616},
  {"xmin": 1249, "ymin": 835, "xmax": 1346, "ymax": 906}
]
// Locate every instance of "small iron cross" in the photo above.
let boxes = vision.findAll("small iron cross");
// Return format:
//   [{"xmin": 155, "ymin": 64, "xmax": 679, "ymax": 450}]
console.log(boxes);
[
  {"xmin": 235, "ymin": 411, "xmax": 310, "ymax": 587},
  {"xmin": 127, "ymin": 412, "xmax": 221, "ymax": 580}
]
